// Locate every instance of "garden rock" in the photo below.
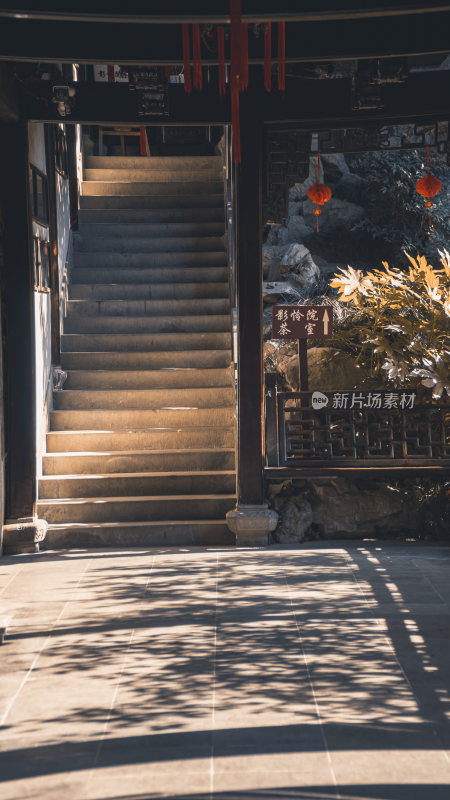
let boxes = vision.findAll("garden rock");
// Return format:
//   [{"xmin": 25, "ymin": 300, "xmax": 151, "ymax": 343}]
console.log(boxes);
[
  {"xmin": 279, "ymin": 243, "xmax": 320, "ymax": 288},
  {"xmin": 310, "ymin": 478, "xmax": 418, "ymax": 538},
  {"xmin": 271, "ymin": 492, "xmax": 313, "ymax": 543},
  {"xmin": 303, "ymin": 197, "xmax": 365, "ymax": 232}
]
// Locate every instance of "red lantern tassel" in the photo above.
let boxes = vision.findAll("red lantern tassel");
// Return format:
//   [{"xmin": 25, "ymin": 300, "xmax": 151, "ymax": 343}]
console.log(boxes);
[
  {"xmin": 107, "ymin": 65, "xmax": 115, "ymax": 82},
  {"xmin": 192, "ymin": 23, "xmax": 203, "ymax": 90},
  {"xmin": 217, "ymin": 26, "xmax": 226, "ymax": 96},
  {"xmin": 164, "ymin": 66, "xmax": 171, "ymax": 79},
  {"xmin": 264, "ymin": 22, "xmax": 272, "ymax": 91},
  {"xmin": 139, "ymin": 126, "xmax": 149, "ymax": 157},
  {"xmin": 278, "ymin": 21, "xmax": 286, "ymax": 91},
  {"xmin": 230, "ymin": 0, "xmax": 242, "ymax": 163},
  {"xmin": 182, "ymin": 24, "xmax": 192, "ymax": 94},
  {"xmin": 241, "ymin": 22, "xmax": 248, "ymax": 90}
]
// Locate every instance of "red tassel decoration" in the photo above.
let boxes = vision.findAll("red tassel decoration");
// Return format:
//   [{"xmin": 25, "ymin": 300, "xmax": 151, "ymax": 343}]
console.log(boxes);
[
  {"xmin": 230, "ymin": 0, "xmax": 242, "ymax": 163},
  {"xmin": 164, "ymin": 66, "xmax": 171, "ymax": 79},
  {"xmin": 241, "ymin": 21, "xmax": 248, "ymax": 90},
  {"xmin": 107, "ymin": 64, "xmax": 115, "ymax": 82},
  {"xmin": 182, "ymin": 24, "xmax": 192, "ymax": 94},
  {"xmin": 139, "ymin": 126, "xmax": 149, "ymax": 157},
  {"xmin": 264, "ymin": 22, "xmax": 272, "ymax": 91},
  {"xmin": 278, "ymin": 21, "xmax": 286, "ymax": 91},
  {"xmin": 217, "ymin": 26, "xmax": 226, "ymax": 96},
  {"xmin": 192, "ymin": 23, "xmax": 203, "ymax": 91}
]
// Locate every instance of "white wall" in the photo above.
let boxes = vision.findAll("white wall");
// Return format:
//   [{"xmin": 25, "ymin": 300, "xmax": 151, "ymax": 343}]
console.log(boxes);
[
  {"xmin": 28, "ymin": 123, "xmax": 72, "ymax": 478},
  {"xmin": 28, "ymin": 121, "xmax": 46, "ymax": 173},
  {"xmin": 28, "ymin": 123, "xmax": 52, "ymax": 476}
]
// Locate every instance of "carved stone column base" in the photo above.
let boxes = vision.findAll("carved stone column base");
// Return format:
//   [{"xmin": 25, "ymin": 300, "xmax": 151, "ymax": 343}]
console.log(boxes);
[
  {"xmin": 3, "ymin": 517, "xmax": 48, "ymax": 555},
  {"xmin": 226, "ymin": 504, "xmax": 278, "ymax": 547}
]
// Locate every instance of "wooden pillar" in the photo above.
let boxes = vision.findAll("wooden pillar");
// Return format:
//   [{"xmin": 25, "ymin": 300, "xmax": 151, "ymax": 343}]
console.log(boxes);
[
  {"xmin": 45, "ymin": 124, "xmax": 61, "ymax": 364},
  {"xmin": 0, "ymin": 122, "xmax": 36, "ymax": 522},
  {"xmin": 66, "ymin": 123, "xmax": 78, "ymax": 230},
  {"xmin": 235, "ymin": 75, "xmax": 264, "ymax": 506}
]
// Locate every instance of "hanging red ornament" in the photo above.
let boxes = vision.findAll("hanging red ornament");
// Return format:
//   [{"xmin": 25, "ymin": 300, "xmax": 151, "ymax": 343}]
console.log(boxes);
[
  {"xmin": 182, "ymin": 24, "xmax": 192, "ymax": 94},
  {"xmin": 416, "ymin": 148, "xmax": 441, "ymax": 223},
  {"xmin": 230, "ymin": 0, "xmax": 243, "ymax": 163},
  {"xmin": 306, "ymin": 153, "xmax": 332, "ymax": 231},
  {"xmin": 217, "ymin": 26, "xmax": 226, "ymax": 96},
  {"xmin": 278, "ymin": 21, "xmax": 286, "ymax": 91},
  {"xmin": 192, "ymin": 23, "xmax": 203, "ymax": 90},
  {"xmin": 264, "ymin": 22, "xmax": 272, "ymax": 91}
]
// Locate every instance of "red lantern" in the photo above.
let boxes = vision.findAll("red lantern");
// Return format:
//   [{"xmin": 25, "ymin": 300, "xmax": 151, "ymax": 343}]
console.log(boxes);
[
  {"xmin": 307, "ymin": 153, "xmax": 332, "ymax": 231},
  {"xmin": 416, "ymin": 147, "xmax": 442, "ymax": 222}
]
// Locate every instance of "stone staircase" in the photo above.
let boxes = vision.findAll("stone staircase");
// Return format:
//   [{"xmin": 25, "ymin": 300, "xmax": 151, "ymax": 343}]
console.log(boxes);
[{"xmin": 38, "ymin": 155, "xmax": 237, "ymax": 547}]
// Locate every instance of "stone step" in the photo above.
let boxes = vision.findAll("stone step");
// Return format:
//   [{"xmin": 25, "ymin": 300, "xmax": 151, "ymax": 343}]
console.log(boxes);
[
  {"xmin": 66, "ymin": 298, "xmax": 230, "ymax": 317},
  {"xmin": 85, "ymin": 155, "xmax": 222, "ymax": 170},
  {"xmin": 60, "ymin": 350, "xmax": 232, "ymax": 371},
  {"xmin": 71, "ymin": 267, "xmax": 228, "ymax": 285},
  {"xmin": 77, "ymin": 222, "xmax": 225, "ymax": 238},
  {"xmin": 43, "ymin": 520, "xmax": 234, "ymax": 548},
  {"xmin": 61, "ymin": 331, "xmax": 231, "ymax": 353},
  {"xmin": 46, "ymin": 427, "xmax": 235, "ymax": 453},
  {"xmin": 53, "ymin": 385, "xmax": 234, "ymax": 410},
  {"xmin": 38, "ymin": 495, "xmax": 236, "ymax": 523},
  {"xmin": 64, "ymin": 315, "xmax": 230, "ymax": 334},
  {"xmin": 84, "ymin": 169, "xmax": 222, "ymax": 182},
  {"xmin": 50, "ymin": 406, "xmax": 234, "ymax": 431},
  {"xmin": 69, "ymin": 282, "xmax": 229, "ymax": 301},
  {"xmin": 78, "ymin": 208, "xmax": 224, "ymax": 223},
  {"xmin": 79, "ymin": 194, "xmax": 224, "ymax": 210},
  {"xmin": 65, "ymin": 367, "xmax": 233, "ymax": 390},
  {"xmin": 73, "ymin": 250, "xmax": 227, "ymax": 268},
  {"xmin": 39, "ymin": 471, "xmax": 236, "ymax": 499},
  {"xmin": 81, "ymin": 181, "xmax": 223, "ymax": 196},
  {"xmin": 73, "ymin": 234, "xmax": 225, "ymax": 253},
  {"xmin": 43, "ymin": 449, "xmax": 235, "ymax": 475}
]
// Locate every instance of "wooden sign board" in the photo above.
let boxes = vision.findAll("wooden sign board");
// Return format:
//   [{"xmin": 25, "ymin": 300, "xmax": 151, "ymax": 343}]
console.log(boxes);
[{"xmin": 272, "ymin": 305, "xmax": 333, "ymax": 339}]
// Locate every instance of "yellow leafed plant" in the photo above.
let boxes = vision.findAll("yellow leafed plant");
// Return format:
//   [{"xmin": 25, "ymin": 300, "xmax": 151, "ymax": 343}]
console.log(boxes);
[{"xmin": 329, "ymin": 252, "xmax": 450, "ymax": 398}]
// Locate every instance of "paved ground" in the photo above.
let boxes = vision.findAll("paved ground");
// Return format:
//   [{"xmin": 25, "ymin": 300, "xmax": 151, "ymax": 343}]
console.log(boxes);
[{"xmin": 0, "ymin": 542, "xmax": 450, "ymax": 799}]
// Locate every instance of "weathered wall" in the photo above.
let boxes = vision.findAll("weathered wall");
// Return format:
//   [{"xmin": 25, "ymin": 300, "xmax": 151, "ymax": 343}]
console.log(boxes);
[
  {"xmin": 56, "ymin": 140, "xmax": 71, "ymax": 329},
  {"xmin": 29, "ymin": 123, "xmax": 71, "ymax": 477},
  {"xmin": 0, "ymin": 203, "xmax": 6, "ymax": 548}
]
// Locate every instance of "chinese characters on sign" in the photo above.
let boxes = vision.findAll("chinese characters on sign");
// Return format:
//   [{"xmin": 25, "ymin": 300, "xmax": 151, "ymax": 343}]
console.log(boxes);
[
  {"xmin": 272, "ymin": 305, "xmax": 333, "ymax": 339},
  {"xmin": 311, "ymin": 391, "xmax": 416, "ymax": 411}
]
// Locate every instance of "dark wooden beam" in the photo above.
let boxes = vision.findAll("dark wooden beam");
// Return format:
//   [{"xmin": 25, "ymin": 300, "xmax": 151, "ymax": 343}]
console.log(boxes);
[
  {"xmin": 0, "ymin": 122, "xmax": 36, "ymax": 521},
  {"xmin": 236, "ymin": 73, "xmax": 265, "ymax": 507},
  {"xmin": 3, "ymin": 1, "xmax": 450, "ymax": 24},
  {"xmin": 20, "ymin": 70, "xmax": 450, "ymax": 128},
  {"xmin": 44, "ymin": 124, "xmax": 61, "ymax": 364},
  {"xmin": 0, "ymin": 63, "xmax": 19, "ymax": 121},
  {"xmin": 1, "ymin": 10, "xmax": 450, "ymax": 64},
  {"xmin": 23, "ymin": 83, "xmax": 229, "ymax": 126},
  {"xmin": 265, "ymin": 465, "xmax": 450, "ymax": 478}
]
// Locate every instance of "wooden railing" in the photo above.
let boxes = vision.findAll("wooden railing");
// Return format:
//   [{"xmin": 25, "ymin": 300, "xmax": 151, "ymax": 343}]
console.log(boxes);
[{"xmin": 264, "ymin": 373, "xmax": 450, "ymax": 475}]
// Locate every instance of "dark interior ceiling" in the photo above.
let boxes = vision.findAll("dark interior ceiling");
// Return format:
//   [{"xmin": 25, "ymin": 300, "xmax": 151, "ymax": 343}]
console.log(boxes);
[{"xmin": 1, "ymin": 2, "xmax": 450, "ymax": 63}]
